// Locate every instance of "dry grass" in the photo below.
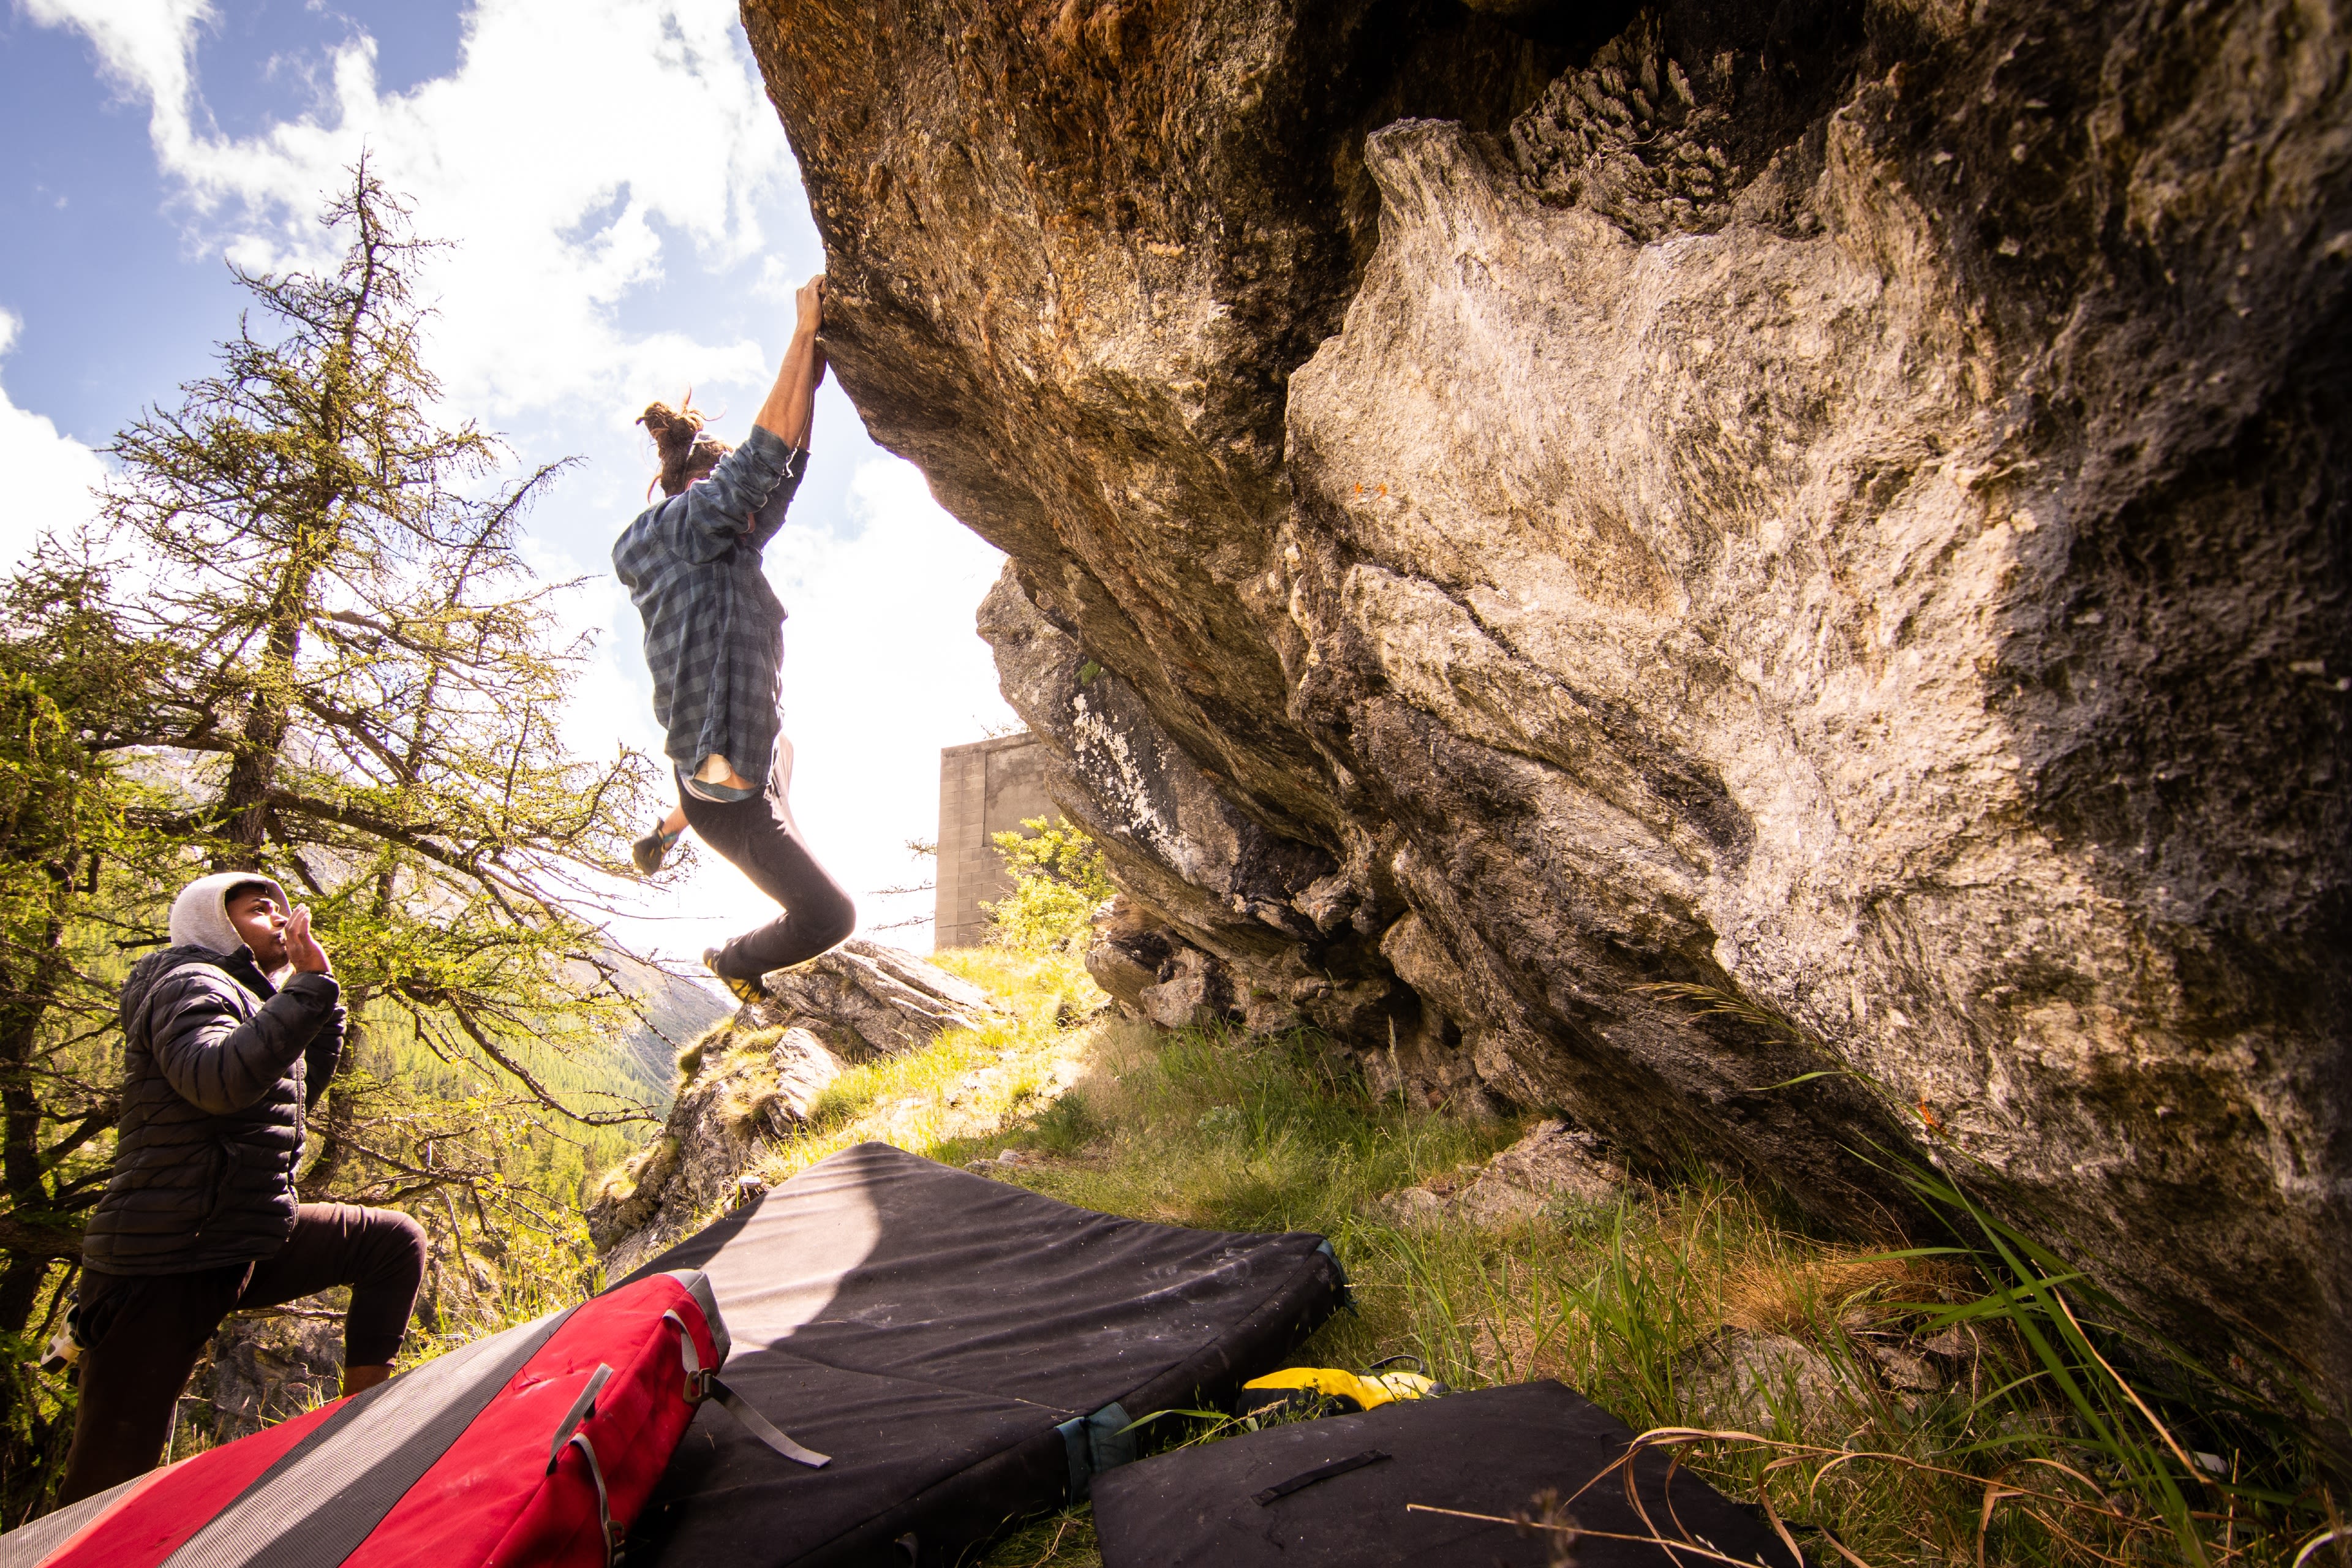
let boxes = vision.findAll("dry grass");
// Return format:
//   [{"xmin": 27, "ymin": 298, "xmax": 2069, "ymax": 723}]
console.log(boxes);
[{"xmin": 1717, "ymin": 1249, "xmax": 1954, "ymax": 1336}]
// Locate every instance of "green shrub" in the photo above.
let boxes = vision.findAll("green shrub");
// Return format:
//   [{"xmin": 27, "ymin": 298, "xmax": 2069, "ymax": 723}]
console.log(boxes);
[{"xmin": 983, "ymin": 816, "xmax": 1115, "ymax": 952}]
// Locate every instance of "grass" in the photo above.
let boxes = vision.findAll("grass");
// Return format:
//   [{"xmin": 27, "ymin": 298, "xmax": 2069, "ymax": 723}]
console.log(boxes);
[
  {"xmin": 106, "ymin": 944, "xmax": 2342, "ymax": 1566},
  {"xmin": 745, "ymin": 957, "xmax": 2343, "ymax": 1568},
  {"xmin": 718, "ymin": 945, "xmax": 1108, "ymax": 1193}
]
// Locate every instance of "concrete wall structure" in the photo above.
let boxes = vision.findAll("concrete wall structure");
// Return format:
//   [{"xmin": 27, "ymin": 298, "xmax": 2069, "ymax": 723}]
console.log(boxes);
[{"xmin": 933, "ymin": 733, "xmax": 1056, "ymax": 950}]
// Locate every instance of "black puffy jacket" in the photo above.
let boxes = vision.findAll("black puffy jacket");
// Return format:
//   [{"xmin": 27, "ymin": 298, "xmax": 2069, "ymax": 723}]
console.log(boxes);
[{"xmin": 80, "ymin": 945, "xmax": 344, "ymax": 1275}]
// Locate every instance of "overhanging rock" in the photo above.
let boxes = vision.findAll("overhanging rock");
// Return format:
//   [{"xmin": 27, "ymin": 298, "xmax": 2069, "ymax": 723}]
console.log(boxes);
[{"xmin": 744, "ymin": 0, "xmax": 2352, "ymax": 1420}]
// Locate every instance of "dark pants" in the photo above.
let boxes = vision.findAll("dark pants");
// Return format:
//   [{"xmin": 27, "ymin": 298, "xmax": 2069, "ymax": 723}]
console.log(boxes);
[
  {"xmin": 58, "ymin": 1202, "xmax": 427, "ymax": 1504},
  {"xmin": 679, "ymin": 764, "xmax": 856, "ymax": 978}
]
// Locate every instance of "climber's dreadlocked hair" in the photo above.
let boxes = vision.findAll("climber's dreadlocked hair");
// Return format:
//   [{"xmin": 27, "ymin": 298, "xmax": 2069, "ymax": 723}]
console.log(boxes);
[{"xmin": 639, "ymin": 398, "xmax": 732, "ymax": 497}]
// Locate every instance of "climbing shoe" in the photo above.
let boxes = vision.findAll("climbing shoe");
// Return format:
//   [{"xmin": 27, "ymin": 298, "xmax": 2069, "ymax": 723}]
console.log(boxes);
[
  {"xmin": 704, "ymin": 946, "xmax": 766, "ymax": 1008},
  {"xmin": 1237, "ymin": 1364, "xmax": 1445, "ymax": 1422},
  {"xmin": 632, "ymin": 826, "xmax": 681, "ymax": 875}
]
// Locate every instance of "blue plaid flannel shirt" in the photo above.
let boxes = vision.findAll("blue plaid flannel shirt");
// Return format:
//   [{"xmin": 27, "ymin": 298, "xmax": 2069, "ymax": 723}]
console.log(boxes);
[{"xmin": 612, "ymin": 424, "xmax": 809, "ymax": 779}]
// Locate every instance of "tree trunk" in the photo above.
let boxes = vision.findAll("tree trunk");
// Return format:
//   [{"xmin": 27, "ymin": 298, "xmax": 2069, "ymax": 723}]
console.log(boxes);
[{"xmin": 217, "ymin": 577, "xmax": 314, "ymax": 865}]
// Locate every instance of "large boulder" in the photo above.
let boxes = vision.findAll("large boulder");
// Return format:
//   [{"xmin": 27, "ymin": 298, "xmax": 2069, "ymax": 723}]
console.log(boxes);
[{"xmin": 742, "ymin": 0, "xmax": 2352, "ymax": 1417}]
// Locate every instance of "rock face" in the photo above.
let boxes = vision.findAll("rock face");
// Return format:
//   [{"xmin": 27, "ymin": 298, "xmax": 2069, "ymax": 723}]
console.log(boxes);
[
  {"xmin": 589, "ymin": 1022, "xmax": 845, "ymax": 1276},
  {"xmin": 1087, "ymin": 892, "xmax": 1307, "ymax": 1033},
  {"xmin": 197, "ymin": 1308, "xmax": 343, "ymax": 1444},
  {"xmin": 1678, "ymin": 1330, "xmax": 1853, "ymax": 1434},
  {"xmin": 744, "ymin": 0, "xmax": 2352, "ymax": 1415},
  {"xmin": 587, "ymin": 942, "xmax": 1000, "ymax": 1272}
]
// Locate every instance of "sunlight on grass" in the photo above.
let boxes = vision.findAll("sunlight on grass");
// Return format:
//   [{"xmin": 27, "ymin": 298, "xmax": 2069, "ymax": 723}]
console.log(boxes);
[
  {"xmin": 738, "ymin": 946, "xmax": 1105, "ymax": 1189},
  {"xmin": 582, "ymin": 942, "xmax": 2339, "ymax": 1568},
  {"xmin": 933, "ymin": 1016, "xmax": 2340, "ymax": 1568}
]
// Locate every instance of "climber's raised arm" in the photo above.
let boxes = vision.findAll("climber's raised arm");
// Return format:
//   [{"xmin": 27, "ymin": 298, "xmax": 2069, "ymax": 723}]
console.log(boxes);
[
  {"xmin": 627, "ymin": 274, "xmax": 825, "ymax": 565},
  {"xmin": 753, "ymin": 273, "xmax": 826, "ymax": 450}
]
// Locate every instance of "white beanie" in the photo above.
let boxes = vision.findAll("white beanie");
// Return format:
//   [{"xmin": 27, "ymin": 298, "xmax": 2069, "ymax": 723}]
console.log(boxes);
[{"xmin": 168, "ymin": 870, "xmax": 293, "ymax": 957}]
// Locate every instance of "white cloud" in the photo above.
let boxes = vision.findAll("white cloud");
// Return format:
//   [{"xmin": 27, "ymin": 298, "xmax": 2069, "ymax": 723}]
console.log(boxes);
[
  {"xmin": 23, "ymin": 0, "xmax": 797, "ymax": 417},
  {"xmin": 18, "ymin": 0, "xmax": 211, "ymax": 126},
  {"xmin": 21, "ymin": 0, "xmax": 1026, "ymax": 967},
  {"xmin": 0, "ymin": 309, "xmax": 108, "ymax": 571}
]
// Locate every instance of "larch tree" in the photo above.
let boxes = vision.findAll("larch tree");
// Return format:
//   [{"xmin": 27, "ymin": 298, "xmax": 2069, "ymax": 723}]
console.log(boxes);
[
  {"xmin": 0, "ymin": 562, "xmax": 184, "ymax": 1519},
  {"xmin": 1, "ymin": 162, "xmax": 676, "ymax": 1523},
  {"xmin": 99, "ymin": 160, "xmax": 665, "ymax": 1125}
]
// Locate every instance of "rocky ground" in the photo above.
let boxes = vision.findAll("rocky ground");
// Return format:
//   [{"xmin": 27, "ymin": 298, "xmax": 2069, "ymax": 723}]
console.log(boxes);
[
  {"xmin": 540, "ymin": 939, "xmax": 2320, "ymax": 1562},
  {"xmin": 587, "ymin": 940, "xmax": 1010, "ymax": 1276},
  {"xmin": 585, "ymin": 952, "xmax": 1986, "ymax": 1471}
]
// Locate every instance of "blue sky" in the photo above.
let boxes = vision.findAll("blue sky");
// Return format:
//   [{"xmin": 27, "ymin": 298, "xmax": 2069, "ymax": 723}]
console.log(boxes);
[{"xmin": 0, "ymin": 0, "xmax": 1017, "ymax": 962}]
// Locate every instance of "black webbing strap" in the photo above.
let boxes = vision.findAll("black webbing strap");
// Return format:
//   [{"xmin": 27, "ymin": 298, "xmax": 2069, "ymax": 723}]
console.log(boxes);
[{"xmin": 1252, "ymin": 1449, "xmax": 1392, "ymax": 1507}]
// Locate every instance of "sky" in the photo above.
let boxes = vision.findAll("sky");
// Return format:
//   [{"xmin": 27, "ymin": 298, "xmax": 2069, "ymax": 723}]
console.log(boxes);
[{"xmin": 0, "ymin": 0, "xmax": 1021, "ymax": 968}]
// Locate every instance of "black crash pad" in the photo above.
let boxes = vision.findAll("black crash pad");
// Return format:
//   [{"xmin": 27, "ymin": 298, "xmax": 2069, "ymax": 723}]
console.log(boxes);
[
  {"xmin": 1091, "ymin": 1380, "xmax": 1803, "ymax": 1567},
  {"xmin": 614, "ymin": 1142, "xmax": 1344, "ymax": 1567}
]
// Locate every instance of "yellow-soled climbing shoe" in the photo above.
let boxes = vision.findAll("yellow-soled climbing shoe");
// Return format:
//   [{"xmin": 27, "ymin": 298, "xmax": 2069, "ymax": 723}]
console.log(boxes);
[
  {"xmin": 1237, "ymin": 1365, "xmax": 1442, "ymax": 1422},
  {"xmin": 704, "ymin": 947, "xmax": 766, "ymax": 1009}
]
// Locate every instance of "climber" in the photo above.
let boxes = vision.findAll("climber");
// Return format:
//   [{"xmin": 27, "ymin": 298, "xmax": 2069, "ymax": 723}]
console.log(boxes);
[
  {"xmin": 613, "ymin": 272, "xmax": 856, "ymax": 1005},
  {"xmin": 58, "ymin": 873, "xmax": 428, "ymax": 1505}
]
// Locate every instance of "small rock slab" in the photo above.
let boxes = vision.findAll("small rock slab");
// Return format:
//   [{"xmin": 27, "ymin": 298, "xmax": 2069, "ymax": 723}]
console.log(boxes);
[
  {"xmin": 1377, "ymin": 1118, "xmax": 1627, "ymax": 1226},
  {"xmin": 757, "ymin": 938, "xmax": 1002, "ymax": 1058},
  {"xmin": 589, "ymin": 1024, "xmax": 846, "ymax": 1273},
  {"xmin": 1678, "ymin": 1330, "xmax": 1850, "ymax": 1433}
]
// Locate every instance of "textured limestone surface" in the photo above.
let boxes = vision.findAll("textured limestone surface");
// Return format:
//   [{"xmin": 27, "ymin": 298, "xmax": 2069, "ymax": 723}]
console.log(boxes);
[
  {"xmin": 761, "ymin": 937, "xmax": 1003, "ymax": 1059},
  {"xmin": 745, "ymin": 0, "xmax": 2351, "ymax": 1412},
  {"xmin": 198, "ymin": 1309, "xmax": 343, "ymax": 1445},
  {"xmin": 589, "ymin": 1022, "xmax": 845, "ymax": 1276},
  {"xmin": 1679, "ymin": 1329, "xmax": 1853, "ymax": 1431}
]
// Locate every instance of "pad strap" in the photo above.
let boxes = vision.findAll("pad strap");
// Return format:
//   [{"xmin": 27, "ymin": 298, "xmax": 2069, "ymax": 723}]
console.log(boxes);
[
  {"xmin": 547, "ymin": 1365, "xmax": 612, "ymax": 1469},
  {"xmin": 662, "ymin": 1308, "xmax": 829, "ymax": 1468},
  {"xmin": 565, "ymin": 1433, "xmax": 618, "ymax": 1568}
]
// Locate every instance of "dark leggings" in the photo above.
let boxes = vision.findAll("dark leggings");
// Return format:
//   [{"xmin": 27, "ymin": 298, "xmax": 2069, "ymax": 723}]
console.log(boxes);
[
  {"xmin": 679, "ymin": 765, "xmax": 857, "ymax": 978},
  {"xmin": 58, "ymin": 1203, "xmax": 427, "ymax": 1504}
]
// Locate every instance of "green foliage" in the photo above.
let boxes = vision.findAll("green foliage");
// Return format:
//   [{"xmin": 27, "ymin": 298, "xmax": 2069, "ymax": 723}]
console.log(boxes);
[
  {"xmin": 982, "ymin": 816, "xmax": 1114, "ymax": 953},
  {"xmin": 0, "ymin": 563, "xmax": 182, "ymax": 1525},
  {"xmin": 962, "ymin": 1023, "xmax": 2343, "ymax": 1568},
  {"xmin": 1869, "ymin": 1163, "xmax": 2342, "ymax": 1568},
  {"xmin": 92, "ymin": 162, "xmax": 663, "ymax": 1125},
  {"xmin": 0, "ymin": 165, "xmax": 667, "ymax": 1520}
]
